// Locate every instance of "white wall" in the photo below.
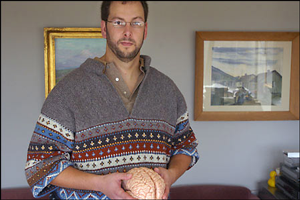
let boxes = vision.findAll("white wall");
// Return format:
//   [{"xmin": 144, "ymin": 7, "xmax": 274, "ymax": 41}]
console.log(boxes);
[{"xmin": 2, "ymin": 1, "xmax": 299, "ymax": 194}]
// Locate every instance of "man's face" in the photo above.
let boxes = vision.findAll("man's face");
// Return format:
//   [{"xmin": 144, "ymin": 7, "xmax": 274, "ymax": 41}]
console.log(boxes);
[{"xmin": 102, "ymin": 1, "xmax": 148, "ymax": 63}]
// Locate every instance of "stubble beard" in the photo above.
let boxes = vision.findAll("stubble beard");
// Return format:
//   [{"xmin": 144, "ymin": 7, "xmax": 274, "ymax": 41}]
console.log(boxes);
[{"xmin": 106, "ymin": 29, "xmax": 144, "ymax": 63}]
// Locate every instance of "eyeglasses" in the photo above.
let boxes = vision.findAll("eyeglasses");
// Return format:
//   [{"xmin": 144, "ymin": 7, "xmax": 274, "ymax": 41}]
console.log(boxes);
[{"xmin": 106, "ymin": 20, "xmax": 145, "ymax": 28}]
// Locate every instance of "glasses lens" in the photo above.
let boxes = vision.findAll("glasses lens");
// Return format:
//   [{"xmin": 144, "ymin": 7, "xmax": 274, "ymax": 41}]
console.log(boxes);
[
  {"xmin": 131, "ymin": 21, "xmax": 144, "ymax": 28},
  {"xmin": 112, "ymin": 20, "xmax": 125, "ymax": 27}
]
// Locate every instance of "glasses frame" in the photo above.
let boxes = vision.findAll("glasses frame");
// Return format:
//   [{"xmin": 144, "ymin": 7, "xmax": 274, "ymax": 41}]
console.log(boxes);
[{"xmin": 106, "ymin": 20, "xmax": 145, "ymax": 28}]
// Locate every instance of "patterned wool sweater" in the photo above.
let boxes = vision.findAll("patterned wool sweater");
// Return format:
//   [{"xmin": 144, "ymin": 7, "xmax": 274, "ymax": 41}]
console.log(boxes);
[{"xmin": 25, "ymin": 55, "xmax": 199, "ymax": 199}]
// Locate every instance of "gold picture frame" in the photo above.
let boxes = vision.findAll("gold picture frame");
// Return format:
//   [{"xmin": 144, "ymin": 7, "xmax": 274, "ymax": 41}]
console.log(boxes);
[
  {"xmin": 194, "ymin": 32, "xmax": 299, "ymax": 121},
  {"xmin": 44, "ymin": 27, "xmax": 104, "ymax": 98}
]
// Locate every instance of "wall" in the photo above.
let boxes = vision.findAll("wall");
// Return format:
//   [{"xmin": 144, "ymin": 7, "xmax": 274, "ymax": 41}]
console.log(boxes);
[{"xmin": 1, "ymin": 1, "xmax": 299, "ymax": 194}]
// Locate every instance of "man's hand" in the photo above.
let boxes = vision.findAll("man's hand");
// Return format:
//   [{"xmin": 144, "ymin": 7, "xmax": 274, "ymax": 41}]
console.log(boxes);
[
  {"xmin": 51, "ymin": 167, "xmax": 135, "ymax": 199},
  {"xmin": 154, "ymin": 167, "xmax": 175, "ymax": 200},
  {"xmin": 98, "ymin": 172, "xmax": 136, "ymax": 199},
  {"xmin": 154, "ymin": 154, "xmax": 192, "ymax": 199}
]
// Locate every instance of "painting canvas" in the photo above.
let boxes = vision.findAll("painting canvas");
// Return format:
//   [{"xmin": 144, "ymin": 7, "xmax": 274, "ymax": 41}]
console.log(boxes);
[
  {"xmin": 203, "ymin": 41, "xmax": 292, "ymax": 112},
  {"xmin": 55, "ymin": 38, "xmax": 106, "ymax": 83},
  {"xmin": 44, "ymin": 27, "xmax": 103, "ymax": 97}
]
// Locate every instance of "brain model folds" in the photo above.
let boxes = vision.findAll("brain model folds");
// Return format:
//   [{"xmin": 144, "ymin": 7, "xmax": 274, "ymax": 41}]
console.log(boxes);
[{"xmin": 122, "ymin": 167, "xmax": 166, "ymax": 199}]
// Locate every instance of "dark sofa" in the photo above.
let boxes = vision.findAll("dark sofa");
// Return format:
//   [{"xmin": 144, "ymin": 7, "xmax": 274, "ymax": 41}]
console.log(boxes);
[
  {"xmin": 1, "ymin": 185, "xmax": 259, "ymax": 199},
  {"xmin": 169, "ymin": 184, "xmax": 259, "ymax": 199}
]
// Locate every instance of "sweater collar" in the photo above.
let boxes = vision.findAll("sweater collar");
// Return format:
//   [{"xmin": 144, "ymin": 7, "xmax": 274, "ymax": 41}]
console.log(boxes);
[{"xmin": 80, "ymin": 55, "xmax": 151, "ymax": 76}]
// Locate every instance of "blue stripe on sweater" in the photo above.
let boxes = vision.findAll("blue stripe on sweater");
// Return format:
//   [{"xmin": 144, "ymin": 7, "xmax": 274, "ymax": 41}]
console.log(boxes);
[{"xmin": 35, "ymin": 124, "xmax": 73, "ymax": 149}]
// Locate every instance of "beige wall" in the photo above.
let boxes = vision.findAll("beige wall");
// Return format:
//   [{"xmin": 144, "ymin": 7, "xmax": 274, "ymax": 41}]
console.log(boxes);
[{"xmin": 1, "ymin": 1, "xmax": 299, "ymax": 194}]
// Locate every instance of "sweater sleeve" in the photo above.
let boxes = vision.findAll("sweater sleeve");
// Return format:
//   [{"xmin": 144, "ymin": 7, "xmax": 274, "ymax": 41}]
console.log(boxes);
[
  {"xmin": 25, "ymin": 113, "xmax": 75, "ymax": 198},
  {"xmin": 171, "ymin": 111, "xmax": 199, "ymax": 169},
  {"xmin": 170, "ymin": 87, "xmax": 199, "ymax": 170},
  {"xmin": 25, "ymin": 83, "xmax": 76, "ymax": 198}
]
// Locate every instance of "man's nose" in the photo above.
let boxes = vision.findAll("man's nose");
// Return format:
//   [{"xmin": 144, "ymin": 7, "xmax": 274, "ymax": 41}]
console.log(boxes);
[{"xmin": 123, "ymin": 23, "xmax": 132, "ymax": 38}]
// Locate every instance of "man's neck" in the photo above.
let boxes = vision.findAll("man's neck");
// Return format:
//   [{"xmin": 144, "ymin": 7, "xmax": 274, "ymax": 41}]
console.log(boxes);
[{"xmin": 100, "ymin": 52, "xmax": 142, "ymax": 93}]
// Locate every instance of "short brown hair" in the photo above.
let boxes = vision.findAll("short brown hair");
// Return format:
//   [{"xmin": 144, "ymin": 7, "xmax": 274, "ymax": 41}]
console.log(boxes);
[{"xmin": 101, "ymin": 1, "xmax": 149, "ymax": 22}]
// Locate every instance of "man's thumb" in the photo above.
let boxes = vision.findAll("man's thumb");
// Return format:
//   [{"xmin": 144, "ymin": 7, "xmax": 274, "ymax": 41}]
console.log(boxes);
[{"xmin": 122, "ymin": 173, "xmax": 132, "ymax": 180}]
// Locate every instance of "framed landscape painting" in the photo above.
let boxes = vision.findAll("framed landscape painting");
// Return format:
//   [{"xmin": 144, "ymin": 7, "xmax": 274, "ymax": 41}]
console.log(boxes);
[
  {"xmin": 194, "ymin": 32, "xmax": 299, "ymax": 121},
  {"xmin": 44, "ymin": 27, "xmax": 105, "ymax": 98}
]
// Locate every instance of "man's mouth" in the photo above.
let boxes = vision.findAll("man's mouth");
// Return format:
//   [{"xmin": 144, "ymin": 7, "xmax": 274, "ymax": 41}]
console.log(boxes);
[
  {"xmin": 119, "ymin": 38, "xmax": 135, "ymax": 47},
  {"xmin": 120, "ymin": 41, "xmax": 134, "ymax": 46}
]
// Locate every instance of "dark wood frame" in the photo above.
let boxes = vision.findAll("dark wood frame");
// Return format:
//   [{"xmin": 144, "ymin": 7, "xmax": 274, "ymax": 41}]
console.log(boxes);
[{"xmin": 194, "ymin": 32, "xmax": 299, "ymax": 121}]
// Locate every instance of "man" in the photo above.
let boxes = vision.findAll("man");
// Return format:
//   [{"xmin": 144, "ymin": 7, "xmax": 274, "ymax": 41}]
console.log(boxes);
[{"xmin": 25, "ymin": 1, "xmax": 199, "ymax": 199}]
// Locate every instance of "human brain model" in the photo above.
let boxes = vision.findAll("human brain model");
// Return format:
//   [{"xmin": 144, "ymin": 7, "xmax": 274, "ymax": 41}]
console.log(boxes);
[{"xmin": 122, "ymin": 167, "xmax": 166, "ymax": 199}]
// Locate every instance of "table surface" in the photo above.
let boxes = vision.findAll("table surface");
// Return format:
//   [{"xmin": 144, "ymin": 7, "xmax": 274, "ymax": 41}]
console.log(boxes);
[{"xmin": 258, "ymin": 182, "xmax": 291, "ymax": 199}]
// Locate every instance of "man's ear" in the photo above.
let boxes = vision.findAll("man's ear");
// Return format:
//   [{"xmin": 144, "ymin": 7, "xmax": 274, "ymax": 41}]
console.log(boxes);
[{"xmin": 101, "ymin": 20, "xmax": 107, "ymax": 39}]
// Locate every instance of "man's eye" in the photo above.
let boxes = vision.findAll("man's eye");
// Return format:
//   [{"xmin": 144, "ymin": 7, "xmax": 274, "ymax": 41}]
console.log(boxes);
[
  {"xmin": 132, "ymin": 21, "xmax": 142, "ymax": 26},
  {"xmin": 114, "ymin": 21, "xmax": 123, "ymax": 25}
]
